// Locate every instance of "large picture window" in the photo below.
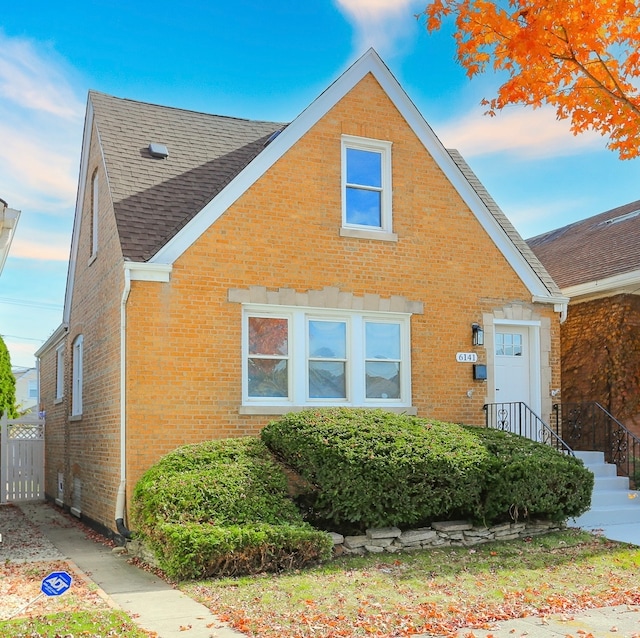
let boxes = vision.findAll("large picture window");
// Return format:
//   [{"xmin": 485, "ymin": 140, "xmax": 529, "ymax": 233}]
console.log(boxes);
[
  {"xmin": 243, "ymin": 306, "xmax": 410, "ymax": 409},
  {"xmin": 342, "ymin": 135, "xmax": 392, "ymax": 234}
]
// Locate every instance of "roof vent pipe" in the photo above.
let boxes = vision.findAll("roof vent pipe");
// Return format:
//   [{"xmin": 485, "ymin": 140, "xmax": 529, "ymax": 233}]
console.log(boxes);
[{"xmin": 148, "ymin": 143, "xmax": 169, "ymax": 158}]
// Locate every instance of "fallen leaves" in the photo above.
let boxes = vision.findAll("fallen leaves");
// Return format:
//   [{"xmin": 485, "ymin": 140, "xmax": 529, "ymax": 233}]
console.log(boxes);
[{"xmin": 182, "ymin": 533, "xmax": 640, "ymax": 637}]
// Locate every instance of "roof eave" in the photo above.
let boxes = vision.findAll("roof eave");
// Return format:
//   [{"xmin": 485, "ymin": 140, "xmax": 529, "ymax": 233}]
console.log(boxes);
[{"xmin": 562, "ymin": 269, "xmax": 640, "ymax": 302}]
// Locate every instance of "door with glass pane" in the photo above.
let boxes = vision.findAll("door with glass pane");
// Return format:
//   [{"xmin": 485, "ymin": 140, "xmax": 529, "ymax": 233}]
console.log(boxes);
[{"xmin": 494, "ymin": 327, "xmax": 531, "ymax": 435}]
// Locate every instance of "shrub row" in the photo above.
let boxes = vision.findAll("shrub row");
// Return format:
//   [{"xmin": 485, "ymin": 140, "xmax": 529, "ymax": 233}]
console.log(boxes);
[
  {"xmin": 261, "ymin": 408, "xmax": 593, "ymax": 529},
  {"xmin": 130, "ymin": 437, "xmax": 332, "ymax": 579}
]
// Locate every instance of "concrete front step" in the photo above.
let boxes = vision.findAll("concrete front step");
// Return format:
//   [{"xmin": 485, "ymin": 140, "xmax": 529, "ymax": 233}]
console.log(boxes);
[
  {"xmin": 592, "ymin": 475, "xmax": 630, "ymax": 491},
  {"xmin": 572, "ymin": 504, "xmax": 640, "ymax": 527},
  {"xmin": 571, "ymin": 450, "xmax": 640, "ymax": 530},
  {"xmin": 590, "ymin": 489, "xmax": 639, "ymax": 507}
]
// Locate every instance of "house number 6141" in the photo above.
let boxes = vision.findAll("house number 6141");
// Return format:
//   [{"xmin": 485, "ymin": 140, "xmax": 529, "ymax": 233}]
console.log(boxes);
[{"xmin": 456, "ymin": 352, "xmax": 478, "ymax": 363}]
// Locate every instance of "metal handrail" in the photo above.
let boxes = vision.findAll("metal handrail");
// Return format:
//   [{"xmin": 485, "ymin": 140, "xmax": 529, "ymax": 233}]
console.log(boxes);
[
  {"xmin": 553, "ymin": 402, "xmax": 640, "ymax": 484},
  {"xmin": 483, "ymin": 402, "xmax": 574, "ymax": 455}
]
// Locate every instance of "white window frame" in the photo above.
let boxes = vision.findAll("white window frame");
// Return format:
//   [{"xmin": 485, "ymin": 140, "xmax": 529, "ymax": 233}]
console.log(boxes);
[
  {"xmin": 71, "ymin": 335, "xmax": 83, "ymax": 416},
  {"xmin": 341, "ymin": 135, "xmax": 394, "ymax": 240},
  {"xmin": 27, "ymin": 379, "xmax": 38, "ymax": 399},
  {"xmin": 55, "ymin": 344, "xmax": 65, "ymax": 400},
  {"xmin": 242, "ymin": 305, "xmax": 411, "ymax": 410},
  {"xmin": 90, "ymin": 172, "xmax": 98, "ymax": 260}
]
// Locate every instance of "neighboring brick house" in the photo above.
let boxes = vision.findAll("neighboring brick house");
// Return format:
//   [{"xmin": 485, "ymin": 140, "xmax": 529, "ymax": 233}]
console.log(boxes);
[
  {"xmin": 37, "ymin": 50, "xmax": 566, "ymax": 537},
  {"xmin": 528, "ymin": 200, "xmax": 640, "ymax": 436}
]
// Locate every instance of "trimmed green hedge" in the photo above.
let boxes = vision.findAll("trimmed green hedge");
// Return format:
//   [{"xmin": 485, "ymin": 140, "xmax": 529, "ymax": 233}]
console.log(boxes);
[
  {"xmin": 261, "ymin": 408, "xmax": 593, "ymax": 528},
  {"xmin": 131, "ymin": 437, "xmax": 332, "ymax": 579},
  {"xmin": 149, "ymin": 522, "xmax": 332, "ymax": 580},
  {"xmin": 469, "ymin": 427, "xmax": 594, "ymax": 522},
  {"xmin": 261, "ymin": 408, "xmax": 490, "ymax": 528}
]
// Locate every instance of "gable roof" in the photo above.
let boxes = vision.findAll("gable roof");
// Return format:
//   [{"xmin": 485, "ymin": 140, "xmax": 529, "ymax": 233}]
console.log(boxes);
[
  {"xmin": 90, "ymin": 91, "xmax": 284, "ymax": 261},
  {"xmin": 527, "ymin": 200, "xmax": 640, "ymax": 294},
  {"xmin": 64, "ymin": 48, "xmax": 564, "ymax": 323}
]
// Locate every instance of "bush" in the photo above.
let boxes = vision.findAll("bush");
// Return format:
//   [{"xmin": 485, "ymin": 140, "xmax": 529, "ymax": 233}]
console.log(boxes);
[
  {"xmin": 261, "ymin": 408, "xmax": 490, "ymax": 528},
  {"xmin": 261, "ymin": 408, "xmax": 593, "ymax": 528},
  {"xmin": 150, "ymin": 522, "xmax": 332, "ymax": 580},
  {"xmin": 131, "ymin": 437, "xmax": 332, "ymax": 579},
  {"xmin": 468, "ymin": 427, "xmax": 593, "ymax": 522}
]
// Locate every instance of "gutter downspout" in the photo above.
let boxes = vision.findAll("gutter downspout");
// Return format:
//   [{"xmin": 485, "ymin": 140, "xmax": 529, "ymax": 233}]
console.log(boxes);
[{"xmin": 116, "ymin": 264, "xmax": 132, "ymax": 540}]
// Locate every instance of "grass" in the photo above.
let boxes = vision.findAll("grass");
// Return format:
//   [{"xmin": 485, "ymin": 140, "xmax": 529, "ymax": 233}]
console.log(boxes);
[
  {"xmin": 181, "ymin": 529, "xmax": 640, "ymax": 637},
  {"xmin": 0, "ymin": 560, "xmax": 153, "ymax": 638},
  {"xmin": 0, "ymin": 610, "xmax": 151, "ymax": 637}
]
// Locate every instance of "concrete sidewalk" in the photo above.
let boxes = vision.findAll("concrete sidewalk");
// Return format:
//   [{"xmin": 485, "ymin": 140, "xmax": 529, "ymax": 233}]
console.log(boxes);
[
  {"xmin": 17, "ymin": 502, "xmax": 244, "ymax": 638},
  {"xmin": 14, "ymin": 502, "xmax": 640, "ymax": 638}
]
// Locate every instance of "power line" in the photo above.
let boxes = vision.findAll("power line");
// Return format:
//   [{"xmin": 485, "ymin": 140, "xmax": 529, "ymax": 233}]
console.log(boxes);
[
  {"xmin": 1, "ymin": 334, "xmax": 46, "ymax": 343},
  {"xmin": 0, "ymin": 297, "xmax": 63, "ymax": 311}
]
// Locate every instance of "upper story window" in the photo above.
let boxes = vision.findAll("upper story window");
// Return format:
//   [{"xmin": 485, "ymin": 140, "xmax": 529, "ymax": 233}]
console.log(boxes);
[
  {"xmin": 28, "ymin": 379, "xmax": 38, "ymax": 399},
  {"xmin": 55, "ymin": 344, "xmax": 65, "ymax": 400},
  {"xmin": 90, "ymin": 171, "xmax": 98, "ymax": 260},
  {"xmin": 341, "ymin": 135, "xmax": 394, "ymax": 239},
  {"xmin": 243, "ymin": 305, "xmax": 411, "ymax": 410},
  {"xmin": 71, "ymin": 335, "xmax": 83, "ymax": 416}
]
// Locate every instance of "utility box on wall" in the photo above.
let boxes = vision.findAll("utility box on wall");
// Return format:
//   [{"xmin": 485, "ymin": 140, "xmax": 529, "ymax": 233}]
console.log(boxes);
[{"xmin": 473, "ymin": 364, "xmax": 487, "ymax": 380}]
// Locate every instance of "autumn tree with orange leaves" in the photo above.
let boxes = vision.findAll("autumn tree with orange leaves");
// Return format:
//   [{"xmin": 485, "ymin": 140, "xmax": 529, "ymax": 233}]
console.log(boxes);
[{"xmin": 419, "ymin": 0, "xmax": 640, "ymax": 159}]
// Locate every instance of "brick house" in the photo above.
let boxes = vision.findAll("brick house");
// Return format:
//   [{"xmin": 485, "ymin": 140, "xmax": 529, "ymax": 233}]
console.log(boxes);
[
  {"xmin": 37, "ymin": 50, "xmax": 566, "ymax": 537},
  {"xmin": 528, "ymin": 200, "xmax": 640, "ymax": 436}
]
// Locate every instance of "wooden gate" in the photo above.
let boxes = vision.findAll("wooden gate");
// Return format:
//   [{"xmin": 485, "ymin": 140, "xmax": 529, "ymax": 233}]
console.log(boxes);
[{"xmin": 1, "ymin": 413, "xmax": 45, "ymax": 503}]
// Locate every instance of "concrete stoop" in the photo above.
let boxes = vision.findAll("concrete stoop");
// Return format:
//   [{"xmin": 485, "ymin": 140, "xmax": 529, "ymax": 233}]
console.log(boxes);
[{"xmin": 570, "ymin": 450, "xmax": 640, "ymax": 544}]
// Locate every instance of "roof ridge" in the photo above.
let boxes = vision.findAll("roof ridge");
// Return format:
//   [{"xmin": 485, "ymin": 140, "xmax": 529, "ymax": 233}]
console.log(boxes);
[{"xmin": 89, "ymin": 89, "xmax": 286, "ymax": 127}]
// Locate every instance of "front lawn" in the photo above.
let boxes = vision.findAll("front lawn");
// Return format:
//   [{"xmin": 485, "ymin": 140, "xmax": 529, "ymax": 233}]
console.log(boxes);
[
  {"xmin": 181, "ymin": 530, "xmax": 640, "ymax": 637},
  {"xmin": 0, "ymin": 610, "xmax": 152, "ymax": 638}
]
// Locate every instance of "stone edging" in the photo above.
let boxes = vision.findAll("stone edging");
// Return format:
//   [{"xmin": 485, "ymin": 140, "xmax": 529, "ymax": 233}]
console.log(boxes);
[
  {"xmin": 128, "ymin": 519, "xmax": 566, "ymax": 569},
  {"xmin": 329, "ymin": 519, "xmax": 565, "ymax": 555}
]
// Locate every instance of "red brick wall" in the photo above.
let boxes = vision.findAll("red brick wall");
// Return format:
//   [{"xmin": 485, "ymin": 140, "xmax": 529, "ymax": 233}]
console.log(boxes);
[{"xmin": 562, "ymin": 293, "xmax": 640, "ymax": 436}]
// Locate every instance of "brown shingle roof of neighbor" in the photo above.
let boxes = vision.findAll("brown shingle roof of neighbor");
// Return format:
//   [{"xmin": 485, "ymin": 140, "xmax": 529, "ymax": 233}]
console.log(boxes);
[
  {"xmin": 447, "ymin": 149, "xmax": 563, "ymax": 299},
  {"xmin": 526, "ymin": 199, "xmax": 640, "ymax": 289},
  {"xmin": 89, "ymin": 90, "xmax": 286, "ymax": 262}
]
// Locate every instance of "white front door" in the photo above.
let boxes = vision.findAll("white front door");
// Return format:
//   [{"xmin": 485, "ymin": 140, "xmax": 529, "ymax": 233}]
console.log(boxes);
[
  {"xmin": 493, "ymin": 326, "xmax": 536, "ymax": 438},
  {"xmin": 494, "ymin": 327, "xmax": 530, "ymax": 405}
]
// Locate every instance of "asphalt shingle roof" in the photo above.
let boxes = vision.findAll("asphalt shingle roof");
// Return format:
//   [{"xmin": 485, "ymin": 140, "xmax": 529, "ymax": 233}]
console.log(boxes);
[
  {"xmin": 90, "ymin": 90, "xmax": 561, "ymax": 302},
  {"xmin": 90, "ymin": 91, "xmax": 285, "ymax": 261},
  {"xmin": 447, "ymin": 149, "xmax": 563, "ymax": 298},
  {"xmin": 527, "ymin": 200, "xmax": 640, "ymax": 289}
]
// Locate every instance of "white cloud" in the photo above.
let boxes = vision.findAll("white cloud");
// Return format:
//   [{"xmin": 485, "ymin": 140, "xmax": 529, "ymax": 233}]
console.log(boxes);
[
  {"xmin": 10, "ymin": 236, "xmax": 70, "ymax": 262},
  {"xmin": 0, "ymin": 122, "xmax": 78, "ymax": 207},
  {"xmin": 0, "ymin": 32, "xmax": 83, "ymax": 119},
  {"xmin": 436, "ymin": 104, "xmax": 604, "ymax": 160},
  {"xmin": 335, "ymin": 0, "xmax": 420, "ymax": 57},
  {"xmin": 0, "ymin": 31, "xmax": 83, "ymax": 214}
]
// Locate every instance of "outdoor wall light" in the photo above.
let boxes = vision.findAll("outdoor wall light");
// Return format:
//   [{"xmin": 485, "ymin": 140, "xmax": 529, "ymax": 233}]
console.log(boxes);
[{"xmin": 472, "ymin": 323, "xmax": 484, "ymax": 346}]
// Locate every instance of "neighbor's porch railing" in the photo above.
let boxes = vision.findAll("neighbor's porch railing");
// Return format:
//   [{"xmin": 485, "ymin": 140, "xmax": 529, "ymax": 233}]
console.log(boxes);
[
  {"xmin": 553, "ymin": 402, "xmax": 640, "ymax": 484},
  {"xmin": 484, "ymin": 402, "xmax": 574, "ymax": 455}
]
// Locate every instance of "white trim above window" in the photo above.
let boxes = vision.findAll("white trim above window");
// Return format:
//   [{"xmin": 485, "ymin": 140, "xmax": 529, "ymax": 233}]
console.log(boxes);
[
  {"xmin": 71, "ymin": 335, "xmax": 83, "ymax": 416},
  {"xmin": 242, "ymin": 304, "xmax": 412, "ymax": 412},
  {"xmin": 341, "ymin": 135, "xmax": 394, "ymax": 238}
]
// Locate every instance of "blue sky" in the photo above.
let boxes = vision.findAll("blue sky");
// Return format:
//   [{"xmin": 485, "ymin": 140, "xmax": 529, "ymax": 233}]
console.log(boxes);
[{"xmin": 1, "ymin": 0, "xmax": 639, "ymax": 368}]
